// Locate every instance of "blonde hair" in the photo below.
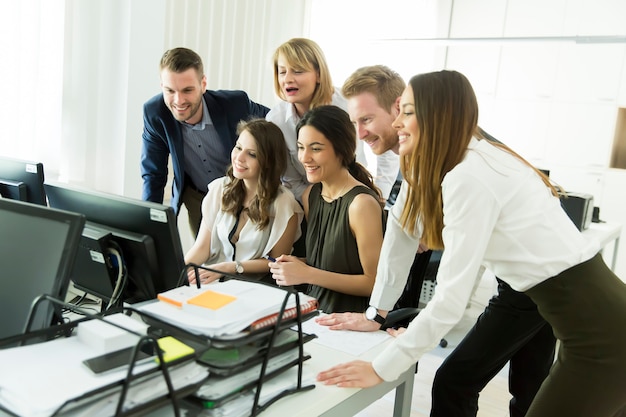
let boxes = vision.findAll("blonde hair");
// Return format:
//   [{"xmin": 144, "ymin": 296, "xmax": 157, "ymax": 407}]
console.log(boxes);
[{"xmin": 272, "ymin": 38, "xmax": 334, "ymax": 108}]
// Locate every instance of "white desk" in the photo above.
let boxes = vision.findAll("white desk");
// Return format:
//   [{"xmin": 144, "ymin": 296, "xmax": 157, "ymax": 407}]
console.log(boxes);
[
  {"xmin": 148, "ymin": 334, "xmax": 414, "ymax": 417},
  {"xmin": 582, "ymin": 222, "xmax": 622, "ymax": 271},
  {"xmin": 261, "ymin": 339, "xmax": 414, "ymax": 417}
]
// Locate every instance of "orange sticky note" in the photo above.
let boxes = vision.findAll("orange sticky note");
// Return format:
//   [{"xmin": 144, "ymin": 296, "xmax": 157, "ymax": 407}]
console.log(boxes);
[{"xmin": 187, "ymin": 290, "xmax": 236, "ymax": 310}]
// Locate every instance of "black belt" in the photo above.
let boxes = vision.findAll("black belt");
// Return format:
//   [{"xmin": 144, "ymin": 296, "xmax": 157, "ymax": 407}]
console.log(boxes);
[{"xmin": 184, "ymin": 175, "xmax": 207, "ymax": 195}]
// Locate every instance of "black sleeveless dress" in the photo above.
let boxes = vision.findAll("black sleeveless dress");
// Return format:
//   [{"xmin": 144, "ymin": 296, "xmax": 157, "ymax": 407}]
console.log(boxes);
[{"xmin": 305, "ymin": 183, "xmax": 380, "ymax": 313}]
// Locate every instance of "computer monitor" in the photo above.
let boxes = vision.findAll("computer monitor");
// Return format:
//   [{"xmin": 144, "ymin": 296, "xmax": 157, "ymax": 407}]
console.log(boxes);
[
  {"xmin": 0, "ymin": 156, "xmax": 47, "ymax": 205},
  {"xmin": 44, "ymin": 182, "xmax": 185, "ymax": 304},
  {"xmin": 0, "ymin": 198, "xmax": 85, "ymax": 340}
]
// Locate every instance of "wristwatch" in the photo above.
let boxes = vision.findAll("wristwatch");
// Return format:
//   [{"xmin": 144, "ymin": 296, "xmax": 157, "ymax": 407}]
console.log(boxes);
[
  {"xmin": 235, "ymin": 261, "xmax": 244, "ymax": 274},
  {"xmin": 365, "ymin": 306, "xmax": 385, "ymax": 326}
]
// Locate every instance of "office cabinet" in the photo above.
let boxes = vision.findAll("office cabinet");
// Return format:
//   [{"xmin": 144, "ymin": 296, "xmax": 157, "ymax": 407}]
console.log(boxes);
[
  {"xmin": 484, "ymin": 99, "xmax": 552, "ymax": 163},
  {"xmin": 576, "ymin": 0, "xmax": 626, "ymax": 36},
  {"xmin": 446, "ymin": 45, "xmax": 500, "ymax": 96},
  {"xmin": 449, "ymin": 0, "xmax": 507, "ymax": 37},
  {"xmin": 497, "ymin": 45, "xmax": 560, "ymax": 100},
  {"xmin": 445, "ymin": 0, "xmax": 626, "ymax": 168},
  {"xmin": 544, "ymin": 103, "xmax": 617, "ymax": 167},
  {"xmin": 503, "ymin": 0, "xmax": 569, "ymax": 37},
  {"xmin": 553, "ymin": 44, "xmax": 626, "ymax": 103}
]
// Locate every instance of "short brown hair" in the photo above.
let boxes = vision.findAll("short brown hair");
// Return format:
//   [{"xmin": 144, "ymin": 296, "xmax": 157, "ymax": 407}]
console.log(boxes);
[
  {"xmin": 159, "ymin": 47, "xmax": 204, "ymax": 79},
  {"xmin": 342, "ymin": 65, "xmax": 405, "ymax": 113}
]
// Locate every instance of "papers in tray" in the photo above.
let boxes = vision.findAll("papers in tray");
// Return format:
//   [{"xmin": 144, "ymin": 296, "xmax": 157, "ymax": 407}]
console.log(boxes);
[
  {"xmin": 195, "ymin": 347, "xmax": 306, "ymax": 401},
  {"xmin": 197, "ymin": 365, "xmax": 316, "ymax": 417},
  {"xmin": 138, "ymin": 280, "xmax": 316, "ymax": 337},
  {"xmin": 0, "ymin": 336, "xmax": 207, "ymax": 417}
]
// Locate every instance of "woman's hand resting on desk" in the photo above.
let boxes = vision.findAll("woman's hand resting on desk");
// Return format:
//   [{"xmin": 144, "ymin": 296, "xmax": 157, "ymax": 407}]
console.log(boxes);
[
  {"xmin": 316, "ymin": 360, "xmax": 384, "ymax": 388},
  {"xmin": 187, "ymin": 262, "xmax": 231, "ymax": 285},
  {"xmin": 316, "ymin": 327, "xmax": 407, "ymax": 388},
  {"xmin": 268, "ymin": 255, "xmax": 309, "ymax": 286},
  {"xmin": 386, "ymin": 327, "xmax": 407, "ymax": 337},
  {"xmin": 316, "ymin": 312, "xmax": 383, "ymax": 332}
]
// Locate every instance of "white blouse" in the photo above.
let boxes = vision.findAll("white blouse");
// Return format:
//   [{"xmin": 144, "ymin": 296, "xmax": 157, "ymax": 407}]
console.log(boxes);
[
  {"xmin": 201, "ymin": 177, "xmax": 303, "ymax": 264},
  {"xmin": 370, "ymin": 138, "xmax": 599, "ymax": 382}
]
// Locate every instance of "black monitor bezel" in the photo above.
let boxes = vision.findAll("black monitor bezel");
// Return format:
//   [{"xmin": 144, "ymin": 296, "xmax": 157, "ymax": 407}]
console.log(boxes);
[
  {"xmin": 0, "ymin": 179, "xmax": 27, "ymax": 201},
  {"xmin": 0, "ymin": 198, "xmax": 85, "ymax": 340},
  {"xmin": 0, "ymin": 156, "xmax": 47, "ymax": 205},
  {"xmin": 44, "ymin": 182, "xmax": 185, "ymax": 299}
]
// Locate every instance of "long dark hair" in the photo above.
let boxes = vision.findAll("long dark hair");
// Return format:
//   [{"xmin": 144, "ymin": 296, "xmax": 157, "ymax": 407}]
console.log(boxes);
[
  {"xmin": 296, "ymin": 105, "xmax": 382, "ymax": 203},
  {"xmin": 222, "ymin": 119, "xmax": 288, "ymax": 229}
]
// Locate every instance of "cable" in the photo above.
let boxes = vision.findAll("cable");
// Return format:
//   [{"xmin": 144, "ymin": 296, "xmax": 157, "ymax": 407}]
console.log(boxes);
[{"xmin": 106, "ymin": 241, "xmax": 128, "ymax": 310}]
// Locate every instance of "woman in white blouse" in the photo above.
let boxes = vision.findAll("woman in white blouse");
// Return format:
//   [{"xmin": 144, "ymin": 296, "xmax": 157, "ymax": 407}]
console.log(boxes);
[
  {"xmin": 265, "ymin": 37, "xmax": 398, "ymax": 203},
  {"xmin": 317, "ymin": 71, "xmax": 626, "ymax": 417},
  {"xmin": 185, "ymin": 119, "xmax": 303, "ymax": 284}
]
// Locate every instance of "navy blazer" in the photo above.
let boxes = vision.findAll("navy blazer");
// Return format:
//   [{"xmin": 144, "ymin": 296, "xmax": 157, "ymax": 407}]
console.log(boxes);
[{"xmin": 140, "ymin": 90, "xmax": 269, "ymax": 214}]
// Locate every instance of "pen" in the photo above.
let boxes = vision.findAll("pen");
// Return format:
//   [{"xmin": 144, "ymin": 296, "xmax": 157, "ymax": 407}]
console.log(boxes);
[
  {"xmin": 265, "ymin": 255, "xmax": 276, "ymax": 262},
  {"xmin": 193, "ymin": 265, "xmax": 201, "ymax": 289}
]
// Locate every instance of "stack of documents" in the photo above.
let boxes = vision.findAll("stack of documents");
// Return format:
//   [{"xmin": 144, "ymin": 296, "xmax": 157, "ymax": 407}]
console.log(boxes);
[
  {"xmin": 0, "ymin": 335, "xmax": 206, "ymax": 417},
  {"xmin": 138, "ymin": 280, "xmax": 317, "ymax": 336},
  {"xmin": 195, "ymin": 347, "xmax": 307, "ymax": 402},
  {"xmin": 197, "ymin": 366, "xmax": 316, "ymax": 417}
]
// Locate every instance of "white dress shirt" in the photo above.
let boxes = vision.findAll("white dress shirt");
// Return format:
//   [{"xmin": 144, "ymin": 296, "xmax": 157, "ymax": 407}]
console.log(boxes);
[
  {"xmin": 370, "ymin": 138, "xmax": 599, "ymax": 381},
  {"xmin": 201, "ymin": 177, "xmax": 304, "ymax": 264}
]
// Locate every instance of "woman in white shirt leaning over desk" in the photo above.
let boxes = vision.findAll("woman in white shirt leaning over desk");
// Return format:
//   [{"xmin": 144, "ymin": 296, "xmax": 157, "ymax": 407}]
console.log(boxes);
[{"xmin": 316, "ymin": 70, "xmax": 626, "ymax": 417}]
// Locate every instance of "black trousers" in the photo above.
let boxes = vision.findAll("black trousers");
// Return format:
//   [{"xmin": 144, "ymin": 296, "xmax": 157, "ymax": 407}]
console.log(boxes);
[{"xmin": 430, "ymin": 279, "xmax": 556, "ymax": 417}]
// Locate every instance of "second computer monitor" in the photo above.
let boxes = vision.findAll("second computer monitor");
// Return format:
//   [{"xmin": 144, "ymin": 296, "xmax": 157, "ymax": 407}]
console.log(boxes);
[
  {"xmin": 0, "ymin": 156, "xmax": 47, "ymax": 205},
  {"xmin": 44, "ymin": 182, "xmax": 185, "ymax": 303}
]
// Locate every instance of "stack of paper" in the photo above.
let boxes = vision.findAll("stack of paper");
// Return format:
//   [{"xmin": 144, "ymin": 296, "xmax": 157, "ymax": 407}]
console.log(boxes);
[
  {"xmin": 0, "ymin": 336, "xmax": 206, "ymax": 417},
  {"xmin": 138, "ymin": 280, "xmax": 315, "ymax": 337},
  {"xmin": 198, "ymin": 366, "xmax": 316, "ymax": 417},
  {"xmin": 195, "ymin": 348, "xmax": 306, "ymax": 401}
]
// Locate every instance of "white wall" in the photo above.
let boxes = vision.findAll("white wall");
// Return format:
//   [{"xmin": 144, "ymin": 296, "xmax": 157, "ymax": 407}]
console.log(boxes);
[
  {"xmin": 445, "ymin": 0, "xmax": 626, "ymax": 278},
  {"xmin": 308, "ymin": 0, "xmax": 626, "ymax": 278},
  {"xmin": 3, "ymin": 0, "xmax": 626, "ymax": 273}
]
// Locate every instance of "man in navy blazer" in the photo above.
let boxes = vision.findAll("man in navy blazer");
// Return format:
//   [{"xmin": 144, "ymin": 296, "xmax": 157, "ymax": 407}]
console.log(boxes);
[{"xmin": 141, "ymin": 48, "xmax": 269, "ymax": 236}]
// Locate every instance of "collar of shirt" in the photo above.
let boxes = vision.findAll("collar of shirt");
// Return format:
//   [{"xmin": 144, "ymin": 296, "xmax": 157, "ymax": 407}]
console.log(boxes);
[{"xmin": 182, "ymin": 96, "xmax": 213, "ymax": 130}]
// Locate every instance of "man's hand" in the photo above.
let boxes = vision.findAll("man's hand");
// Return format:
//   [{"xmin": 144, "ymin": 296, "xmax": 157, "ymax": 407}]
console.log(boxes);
[
  {"xmin": 315, "ymin": 312, "xmax": 383, "ymax": 332},
  {"xmin": 316, "ymin": 360, "xmax": 383, "ymax": 388}
]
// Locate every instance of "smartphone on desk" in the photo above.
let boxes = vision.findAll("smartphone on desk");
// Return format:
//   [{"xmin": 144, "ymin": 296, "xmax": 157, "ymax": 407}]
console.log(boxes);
[{"xmin": 83, "ymin": 344, "xmax": 158, "ymax": 374}]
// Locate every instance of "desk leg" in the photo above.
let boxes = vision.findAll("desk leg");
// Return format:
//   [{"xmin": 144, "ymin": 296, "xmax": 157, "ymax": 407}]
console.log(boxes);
[
  {"xmin": 393, "ymin": 369, "xmax": 415, "ymax": 417},
  {"xmin": 611, "ymin": 237, "xmax": 620, "ymax": 271}
]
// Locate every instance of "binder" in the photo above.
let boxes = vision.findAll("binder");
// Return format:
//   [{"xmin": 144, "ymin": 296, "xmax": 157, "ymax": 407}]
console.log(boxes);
[{"xmin": 249, "ymin": 298, "xmax": 318, "ymax": 331}]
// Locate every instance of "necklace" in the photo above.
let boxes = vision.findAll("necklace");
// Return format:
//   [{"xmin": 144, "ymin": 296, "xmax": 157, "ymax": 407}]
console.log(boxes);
[{"xmin": 321, "ymin": 182, "xmax": 351, "ymax": 201}]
